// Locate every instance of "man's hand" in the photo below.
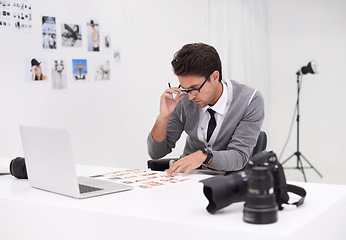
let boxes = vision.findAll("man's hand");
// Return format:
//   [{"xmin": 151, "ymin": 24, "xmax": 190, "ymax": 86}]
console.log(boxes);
[
  {"xmin": 151, "ymin": 87, "xmax": 186, "ymax": 142},
  {"xmin": 166, "ymin": 150, "xmax": 208, "ymax": 177},
  {"xmin": 159, "ymin": 87, "xmax": 186, "ymax": 119}
]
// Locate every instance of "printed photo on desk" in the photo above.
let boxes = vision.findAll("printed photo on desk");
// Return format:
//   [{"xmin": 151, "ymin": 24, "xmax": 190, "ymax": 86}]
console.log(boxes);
[{"xmin": 96, "ymin": 169, "xmax": 192, "ymax": 189}]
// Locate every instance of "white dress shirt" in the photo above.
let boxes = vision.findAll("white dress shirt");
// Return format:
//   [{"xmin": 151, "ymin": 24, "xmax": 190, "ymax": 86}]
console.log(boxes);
[{"xmin": 197, "ymin": 81, "xmax": 233, "ymax": 148}]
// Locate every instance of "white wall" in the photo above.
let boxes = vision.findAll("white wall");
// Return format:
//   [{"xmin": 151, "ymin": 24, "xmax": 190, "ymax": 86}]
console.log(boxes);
[
  {"xmin": 266, "ymin": 0, "xmax": 346, "ymax": 184},
  {"xmin": 2, "ymin": 0, "xmax": 345, "ymax": 185},
  {"xmin": 209, "ymin": 0, "xmax": 270, "ymax": 131},
  {"xmin": 0, "ymin": 0, "xmax": 209, "ymax": 169}
]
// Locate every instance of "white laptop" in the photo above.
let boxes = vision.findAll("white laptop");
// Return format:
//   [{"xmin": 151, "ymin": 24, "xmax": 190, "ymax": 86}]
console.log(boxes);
[{"xmin": 19, "ymin": 125, "xmax": 133, "ymax": 199}]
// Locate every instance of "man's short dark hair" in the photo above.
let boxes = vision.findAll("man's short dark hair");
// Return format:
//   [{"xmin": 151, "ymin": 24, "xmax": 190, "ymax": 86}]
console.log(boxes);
[{"xmin": 171, "ymin": 43, "xmax": 222, "ymax": 81}]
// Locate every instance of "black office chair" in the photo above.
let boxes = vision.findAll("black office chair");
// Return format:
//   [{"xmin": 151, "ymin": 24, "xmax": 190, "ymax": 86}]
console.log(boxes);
[
  {"xmin": 252, "ymin": 131, "xmax": 267, "ymax": 157},
  {"xmin": 147, "ymin": 131, "xmax": 267, "ymax": 172}
]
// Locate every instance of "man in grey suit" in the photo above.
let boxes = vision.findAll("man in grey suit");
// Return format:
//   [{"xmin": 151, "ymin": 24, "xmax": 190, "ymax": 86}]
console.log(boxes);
[{"xmin": 147, "ymin": 43, "xmax": 264, "ymax": 176}]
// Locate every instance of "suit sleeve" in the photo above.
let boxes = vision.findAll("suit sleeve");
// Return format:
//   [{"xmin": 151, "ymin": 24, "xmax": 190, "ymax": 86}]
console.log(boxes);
[
  {"xmin": 147, "ymin": 105, "xmax": 185, "ymax": 159},
  {"xmin": 207, "ymin": 91, "xmax": 265, "ymax": 171}
]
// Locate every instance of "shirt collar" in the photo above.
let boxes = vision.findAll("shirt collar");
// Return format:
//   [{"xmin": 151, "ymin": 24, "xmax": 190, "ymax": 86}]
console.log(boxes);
[{"xmin": 202, "ymin": 81, "xmax": 228, "ymax": 115}]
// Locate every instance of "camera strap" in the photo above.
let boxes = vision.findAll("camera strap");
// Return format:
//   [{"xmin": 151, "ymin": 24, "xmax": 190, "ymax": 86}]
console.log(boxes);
[{"xmin": 286, "ymin": 184, "xmax": 307, "ymax": 207}]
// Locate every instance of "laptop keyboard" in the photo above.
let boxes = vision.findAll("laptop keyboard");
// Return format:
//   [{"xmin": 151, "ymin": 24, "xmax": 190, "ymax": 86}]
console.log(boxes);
[{"xmin": 79, "ymin": 184, "xmax": 103, "ymax": 194}]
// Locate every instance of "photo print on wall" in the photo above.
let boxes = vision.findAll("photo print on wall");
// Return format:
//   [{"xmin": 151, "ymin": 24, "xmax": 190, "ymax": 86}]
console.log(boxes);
[
  {"xmin": 28, "ymin": 58, "xmax": 47, "ymax": 81},
  {"xmin": 72, "ymin": 59, "xmax": 87, "ymax": 81},
  {"xmin": 87, "ymin": 19, "xmax": 99, "ymax": 52},
  {"xmin": 0, "ymin": 1, "xmax": 12, "ymax": 31},
  {"xmin": 0, "ymin": 0, "xmax": 32, "ymax": 32},
  {"xmin": 94, "ymin": 59, "xmax": 110, "ymax": 81},
  {"xmin": 113, "ymin": 49, "xmax": 121, "ymax": 64},
  {"xmin": 104, "ymin": 34, "xmax": 110, "ymax": 49},
  {"xmin": 42, "ymin": 16, "xmax": 56, "ymax": 49},
  {"xmin": 61, "ymin": 23, "xmax": 82, "ymax": 48},
  {"xmin": 52, "ymin": 59, "xmax": 67, "ymax": 90}
]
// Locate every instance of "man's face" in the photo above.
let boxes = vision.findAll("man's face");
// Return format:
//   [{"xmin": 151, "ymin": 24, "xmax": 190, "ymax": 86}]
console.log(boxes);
[{"xmin": 178, "ymin": 72, "xmax": 221, "ymax": 107}]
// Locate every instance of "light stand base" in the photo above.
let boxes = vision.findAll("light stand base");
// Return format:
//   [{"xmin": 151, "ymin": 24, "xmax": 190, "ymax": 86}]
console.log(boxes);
[{"xmin": 281, "ymin": 151, "xmax": 323, "ymax": 182}]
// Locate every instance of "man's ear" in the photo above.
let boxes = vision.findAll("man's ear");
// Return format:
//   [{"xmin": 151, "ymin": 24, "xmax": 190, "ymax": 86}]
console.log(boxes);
[{"xmin": 210, "ymin": 70, "xmax": 220, "ymax": 82}]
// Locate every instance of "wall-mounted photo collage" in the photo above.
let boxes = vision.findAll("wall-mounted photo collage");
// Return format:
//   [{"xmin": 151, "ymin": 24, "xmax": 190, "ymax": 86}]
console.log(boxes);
[{"xmin": 23, "ymin": 9, "xmax": 121, "ymax": 92}]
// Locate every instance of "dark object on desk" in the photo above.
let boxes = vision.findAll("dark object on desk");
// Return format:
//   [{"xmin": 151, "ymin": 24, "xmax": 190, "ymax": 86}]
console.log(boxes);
[
  {"xmin": 201, "ymin": 151, "xmax": 307, "ymax": 224},
  {"xmin": 147, "ymin": 131, "xmax": 268, "ymax": 172},
  {"xmin": 10, "ymin": 157, "xmax": 28, "ymax": 179},
  {"xmin": 243, "ymin": 165, "xmax": 278, "ymax": 224},
  {"xmin": 147, "ymin": 158, "xmax": 178, "ymax": 171}
]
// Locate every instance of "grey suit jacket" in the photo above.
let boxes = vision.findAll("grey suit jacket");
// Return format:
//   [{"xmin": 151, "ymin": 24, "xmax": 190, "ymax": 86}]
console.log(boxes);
[{"xmin": 147, "ymin": 79, "xmax": 264, "ymax": 171}]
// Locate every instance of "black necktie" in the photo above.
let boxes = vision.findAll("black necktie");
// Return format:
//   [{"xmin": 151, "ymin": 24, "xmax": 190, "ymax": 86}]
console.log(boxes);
[{"xmin": 207, "ymin": 108, "xmax": 216, "ymax": 142}]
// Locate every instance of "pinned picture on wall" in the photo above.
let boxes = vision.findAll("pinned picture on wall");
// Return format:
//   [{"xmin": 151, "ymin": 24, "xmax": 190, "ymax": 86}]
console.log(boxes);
[
  {"xmin": 52, "ymin": 59, "xmax": 67, "ymax": 90},
  {"xmin": 25, "ymin": 57, "xmax": 48, "ymax": 82},
  {"xmin": 104, "ymin": 34, "xmax": 111, "ymax": 48},
  {"xmin": 29, "ymin": 58, "xmax": 47, "ymax": 81},
  {"xmin": 42, "ymin": 16, "xmax": 56, "ymax": 49},
  {"xmin": 72, "ymin": 59, "xmax": 87, "ymax": 81},
  {"xmin": 0, "ymin": 1, "xmax": 11, "ymax": 31},
  {"xmin": 0, "ymin": 0, "xmax": 32, "ymax": 32},
  {"xmin": 113, "ymin": 48, "xmax": 121, "ymax": 66},
  {"xmin": 61, "ymin": 23, "xmax": 82, "ymax": 48},
  {"xmin": 13, "ymin": 0, "xmax": 32, "ymax": 32},
  {"xmin": 94, "ymin": 60, "xmax": 110, "ymax": 80},
  {"xmin": 87, "ymin": 19, "xmax": 100, "ymax": 52}
]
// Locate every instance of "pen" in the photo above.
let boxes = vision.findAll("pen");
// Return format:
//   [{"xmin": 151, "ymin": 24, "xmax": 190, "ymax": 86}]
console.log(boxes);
[
  {"xmin": 90, "ymin": 174, "xmax": 103, "ymax": 178},
  {"xmin": 168, "ymin": 82, "xmax": 174, "ymax": 99}
]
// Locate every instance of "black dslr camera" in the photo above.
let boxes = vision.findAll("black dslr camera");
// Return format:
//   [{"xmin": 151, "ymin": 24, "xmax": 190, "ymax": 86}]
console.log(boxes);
[{"xmin": 201, "ymin": 150, "xmax": 306, "ymax": 224}]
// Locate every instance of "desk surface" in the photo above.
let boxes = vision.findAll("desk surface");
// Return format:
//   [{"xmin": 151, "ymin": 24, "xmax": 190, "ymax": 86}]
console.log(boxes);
[{"xmin": 1, "ymin": 157, "xmax": 346, "ymax": 240}]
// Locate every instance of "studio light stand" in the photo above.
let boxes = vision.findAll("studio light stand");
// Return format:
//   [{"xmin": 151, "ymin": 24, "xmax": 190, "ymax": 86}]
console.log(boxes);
[{"xmin": 281, "ymin": 61, "xmax": 323, "ymax": 182}]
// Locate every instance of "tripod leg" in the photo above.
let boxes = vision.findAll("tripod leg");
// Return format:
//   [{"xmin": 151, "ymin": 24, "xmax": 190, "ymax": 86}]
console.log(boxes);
[
  {"xmin": 281, "ymin": 152, "xmax": 296, "ymax": 165},
  {"xmin": 297, "ymin": 155, "xmax": 307, "ymax": 182},
  {"xmin": 300, "ymin": 153, "xmax": 323, "ymax": 178}
]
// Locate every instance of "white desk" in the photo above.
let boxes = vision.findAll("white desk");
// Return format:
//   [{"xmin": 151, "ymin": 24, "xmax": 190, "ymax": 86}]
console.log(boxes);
[{"xmin": 1, "ymin": 157, "xmax": 346, "ymax": 240}]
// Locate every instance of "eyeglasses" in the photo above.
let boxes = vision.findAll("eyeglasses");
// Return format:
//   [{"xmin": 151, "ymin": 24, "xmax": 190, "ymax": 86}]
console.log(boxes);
[{"xmin": 179, "ymin": 75, "xmax": 210, "ymax": 95}]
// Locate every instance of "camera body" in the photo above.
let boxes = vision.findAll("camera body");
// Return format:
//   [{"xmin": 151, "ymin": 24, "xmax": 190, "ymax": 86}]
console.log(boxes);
[
  {"xmin": 246, "ymin": 150, "xmax": 290, "ymax": 211},
  {"xmin": 201, "ymin": 151, "xmax": 290, "ymax": 217}
]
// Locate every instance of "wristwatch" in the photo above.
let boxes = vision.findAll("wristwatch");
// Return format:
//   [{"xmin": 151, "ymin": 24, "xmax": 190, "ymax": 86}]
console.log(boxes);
[{"xmin": 202, "ymin": 148, "xmax": 213, "ymax": 165}]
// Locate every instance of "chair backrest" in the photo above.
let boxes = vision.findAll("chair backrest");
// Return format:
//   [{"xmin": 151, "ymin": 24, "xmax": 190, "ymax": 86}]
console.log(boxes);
[{"xmin": 252, "ymin": 131, "xmax": 267, "ymax": 156}]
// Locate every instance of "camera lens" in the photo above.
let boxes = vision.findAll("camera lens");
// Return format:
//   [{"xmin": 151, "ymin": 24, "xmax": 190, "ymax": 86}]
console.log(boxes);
[
  {"xmin": 243, "ymin": 166, "xmax": 278, "ymax": 224},
  {"xmin": 9, "ymin": 157, "xmax": 28, "ymax": 179},
  {"xmin": 202, "ymin": 170, "xmax": 249, "ymax": 213}
]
